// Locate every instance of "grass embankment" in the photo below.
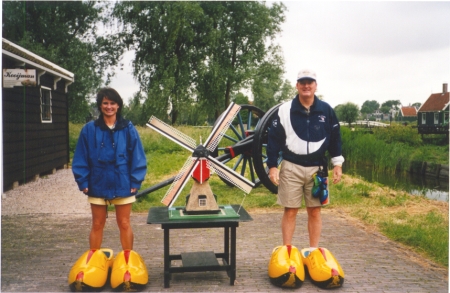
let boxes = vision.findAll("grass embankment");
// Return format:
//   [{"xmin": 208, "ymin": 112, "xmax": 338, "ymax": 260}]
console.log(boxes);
[
  {"xmin": 69, "ymin": 123, "xmax": 449, "ymax": 268},
  {"xmin": 341, "ymin": 124, "xmax": 449, "ymax": 172}
]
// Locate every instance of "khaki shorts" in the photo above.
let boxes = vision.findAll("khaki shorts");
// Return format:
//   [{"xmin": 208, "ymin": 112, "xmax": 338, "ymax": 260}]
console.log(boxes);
[
  {"xmin": 277, "ymin": 160, "xmax": 322, "ymax": 208},
  {"xmin": 88, "ymin": 196, "xmax": 136, "ymax": 206}
]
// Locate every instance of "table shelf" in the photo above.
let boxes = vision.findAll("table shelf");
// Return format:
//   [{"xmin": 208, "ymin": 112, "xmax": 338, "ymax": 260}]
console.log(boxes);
[{"xmin": 147, "ymin": 205, "xmax": 252, "ymax": 288}]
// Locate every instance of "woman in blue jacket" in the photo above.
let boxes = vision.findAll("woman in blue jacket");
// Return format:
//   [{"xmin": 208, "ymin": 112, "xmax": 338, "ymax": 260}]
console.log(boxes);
[{"xmin": 72, "ymin": 88, "xmax": 147, "ymax": 251}]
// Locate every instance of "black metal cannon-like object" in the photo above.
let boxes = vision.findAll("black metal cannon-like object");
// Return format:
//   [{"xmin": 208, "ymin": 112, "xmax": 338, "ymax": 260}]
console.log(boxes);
[{"xmin": 136, "ymin": 104, "xmax": 282, "ymax": 199}]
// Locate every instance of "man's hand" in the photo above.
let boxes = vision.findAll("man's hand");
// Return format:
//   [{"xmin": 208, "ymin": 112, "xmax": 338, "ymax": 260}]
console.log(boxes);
[
  {"xmin": 269, "ymin": 167, "xmax": 279, "ymax": 186},
  {"xmin": 332, "ymin": 165, "xmax": 342, "ymax": 184}
]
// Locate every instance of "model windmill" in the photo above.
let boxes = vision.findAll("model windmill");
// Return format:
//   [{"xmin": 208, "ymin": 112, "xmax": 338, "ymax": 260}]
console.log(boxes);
[{"xmin": 147, "ymin": 102, "xmax": 254, "ymax": 215}]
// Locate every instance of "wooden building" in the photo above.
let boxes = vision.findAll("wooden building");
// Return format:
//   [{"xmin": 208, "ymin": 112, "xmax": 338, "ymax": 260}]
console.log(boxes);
[
  {"xmin": 398, "ymin": 106, "xmax": 418, "ymax": 123},
  {"xmin": 1, "ymin": 38, "xmax": 74, "ymax": 192},
  {"xmin": 417, "ymin": 83, "xmax": 449, "ymax": 135}
]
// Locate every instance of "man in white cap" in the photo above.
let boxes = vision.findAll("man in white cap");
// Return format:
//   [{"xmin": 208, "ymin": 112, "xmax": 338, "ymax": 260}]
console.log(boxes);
[{"xmin": 267, "ymin": 69, "xmax": 344, "ymax": 255}]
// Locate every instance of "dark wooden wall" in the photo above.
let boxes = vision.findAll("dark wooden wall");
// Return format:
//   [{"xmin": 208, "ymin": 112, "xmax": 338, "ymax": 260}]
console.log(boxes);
[
  {"xmin": 418, "ymin": 111, "xmax": 449, "ymax": 134},
  {"xmin": 2, "ymin": 77, "xmax": 69, "ymax": 190}
]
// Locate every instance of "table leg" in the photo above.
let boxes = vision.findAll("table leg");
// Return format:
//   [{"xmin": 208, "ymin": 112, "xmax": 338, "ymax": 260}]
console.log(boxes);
[
  {"xmin": 230, "ymin": 226, "xmax": 236, "ymax": 285},
  {"xmin": 164, "ymin": 228, "xmax": 170, "ymax": 288},
  {"xmin": 224, "ymin": 227, "xmax": 230, "ymax": 264}
]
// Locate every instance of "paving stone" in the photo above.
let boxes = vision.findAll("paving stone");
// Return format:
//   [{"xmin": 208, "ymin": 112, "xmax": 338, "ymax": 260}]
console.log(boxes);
[{"xmin": 1, "ymin": 209, "xmax": 448, "ymax": 292}]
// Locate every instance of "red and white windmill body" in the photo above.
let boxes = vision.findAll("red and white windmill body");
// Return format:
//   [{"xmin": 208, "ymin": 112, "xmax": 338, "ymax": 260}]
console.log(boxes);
[{"xmin": 147, "ymin": 102, "xmax": 254, "ymax": 214}]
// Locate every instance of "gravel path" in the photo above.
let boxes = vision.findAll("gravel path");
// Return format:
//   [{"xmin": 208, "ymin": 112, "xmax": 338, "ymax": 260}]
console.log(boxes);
[{"xmin": 1, "ymin": 168, "xmax": 91, "ymax": 216}]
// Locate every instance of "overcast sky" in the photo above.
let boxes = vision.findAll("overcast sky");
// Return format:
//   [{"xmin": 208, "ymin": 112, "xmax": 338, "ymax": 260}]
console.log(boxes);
[{"xmin": 110, "ymin": 1, "xmax": 450, "ymax": 109}]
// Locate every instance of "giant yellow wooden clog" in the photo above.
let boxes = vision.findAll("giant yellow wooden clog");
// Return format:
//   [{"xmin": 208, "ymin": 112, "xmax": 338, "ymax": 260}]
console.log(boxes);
[
  {"xmin": 301, "ymin": 247, "xmax": 344, "ymax": 289},
  {"xmin": 110, "ymin": 250, "xmax": 148, "ymax": 291},
  {"xmin": 68, "ymin": 248, "xmax": 114, "ymax": 292},
  {"xmin": 268, "ymin": 245, "xmax": 304, "ymax": 288}
]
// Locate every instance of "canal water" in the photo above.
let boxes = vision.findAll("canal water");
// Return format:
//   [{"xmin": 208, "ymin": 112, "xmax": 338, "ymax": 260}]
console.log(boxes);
[{"xmin": 343, "ymin": 164, "xmax": 449, "ymax": 202}]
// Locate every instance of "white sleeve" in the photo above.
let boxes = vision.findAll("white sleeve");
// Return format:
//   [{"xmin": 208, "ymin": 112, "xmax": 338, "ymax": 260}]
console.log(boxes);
[{"xmin": 331, "ymin": 155, "xmax": 345, "ymax": 166}]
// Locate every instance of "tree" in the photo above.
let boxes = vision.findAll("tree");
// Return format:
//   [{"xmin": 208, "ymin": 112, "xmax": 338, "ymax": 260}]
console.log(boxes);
[
  {"xmin": 113, "ymin": 1, "xmax": 286, "ymax": 124},
  {"xmin": 335, "ymin": 102, "xmax": 360, "ymax": 127},
  {"xmin": 122, "ymin": 92, "xmax": 147, "ymax": 126},
  {"xmin": 2, "ymin": 1, "xmax": 124, "ymax": 122},
  {"xmin": 360, "ymin": 100, "xmax": 380, "ymax": 118},
  {"xmin": 232, "ymin": 93, "xmax": 250, "ymax": 105},
  {"xmin": 113, "ymin": 1, "xmax": 206, "ymax": 125},
  {"xmin": 381, "ymin": 100, "xmax": 402, "ymax": 110},
  {"xmin": 411, "ymin": 102, "xmax": 421, "ymax": 108},
  {"xmin": 379, "ymin": 105, "xmax": 390, "ymax": 114},
  {"xmin": 251, "ymin": 46, "xmax": 295, "ymax": 111},
  {"xmin": 197, "ymin": 2, "xmax": 286, "ymax": 118}
]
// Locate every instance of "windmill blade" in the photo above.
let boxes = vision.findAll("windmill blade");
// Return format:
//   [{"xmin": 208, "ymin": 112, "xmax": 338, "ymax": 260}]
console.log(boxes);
[
  {"xmin": 207, "ymin": 155, "xmax": 254, "ymax": 194},
  {"xmin": 161, "ymin": 157, "xmax": 200, "ymax": 207},
  {"xmin": 204, "ymin": 102, "xmax": 241, "ymax": 152},
  {"xmin": 147, "ymin": 116, "xmax": 197, "ymax": 152}
]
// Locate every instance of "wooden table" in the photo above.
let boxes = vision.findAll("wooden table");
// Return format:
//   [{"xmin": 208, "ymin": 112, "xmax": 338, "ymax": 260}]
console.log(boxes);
[{"xmin": 147, "ymin": 205, "xmax": 253, "ymax": 288}]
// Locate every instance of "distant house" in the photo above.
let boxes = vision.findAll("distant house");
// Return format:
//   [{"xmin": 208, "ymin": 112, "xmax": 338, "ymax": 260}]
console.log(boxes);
[
  {"xmin": 1, "ymin": 38, "xmax": 74, "ymax": 192},
  {"xmin": 372, "ymin": 110, "xmax": 384, "ymax": 121},
  {"xmin": 417, "ymin": 83, "xmax": 449, "ymax": 135},
  {"xmin": 399, "ymin": 106, "xmax": 418, "ymax": 123}
]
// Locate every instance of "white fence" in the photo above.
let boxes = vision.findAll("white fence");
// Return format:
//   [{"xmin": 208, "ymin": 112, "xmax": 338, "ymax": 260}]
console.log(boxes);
[{"xmin": 339, "ymin": 120, "xmax": 389, "ymax": 127}]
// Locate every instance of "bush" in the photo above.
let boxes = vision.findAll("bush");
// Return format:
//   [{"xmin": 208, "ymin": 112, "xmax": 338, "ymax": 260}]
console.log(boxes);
[{"xmin": 373, "ymin": 124, "xmax": 422, "ymax": 146}]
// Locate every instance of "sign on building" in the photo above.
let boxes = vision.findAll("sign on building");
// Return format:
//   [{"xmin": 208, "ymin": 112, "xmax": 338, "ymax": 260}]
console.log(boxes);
[{"xmin": 2, "ymin": 69, "xmax": 37, "ymax": 87}]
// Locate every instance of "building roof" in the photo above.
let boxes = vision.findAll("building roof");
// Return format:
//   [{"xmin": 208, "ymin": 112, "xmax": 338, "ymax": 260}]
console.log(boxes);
[
  {"xmin": 400, "ymin": 106, "xmax": 417, "ymax": 117},
  {"xmin": 2, "ymin": 38, "xmax": 74, "ymax": 83},
  {"xmin": 418, "ymin": 92, "xmax": 449, "ymax": 112}
]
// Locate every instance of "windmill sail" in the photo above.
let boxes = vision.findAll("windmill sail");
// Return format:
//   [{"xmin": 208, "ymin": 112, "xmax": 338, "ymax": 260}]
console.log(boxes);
[
  {"xmin": 204, "ymin": 102, "xmax": 241, "ymax": 152},
  {"xmin": 207, "ymin": 155, "xmax": 254, "ymax": 194},
  {"xmin": 147, "ymin": 102, "xmax": 254, "ymax": 209},
  {"xmin": 161, "ymin": 157, "xmax": 200, "ymax": 207},
  {"xmin": 147, "ymin": 116, "xmax": 197, "ymax": 152}
]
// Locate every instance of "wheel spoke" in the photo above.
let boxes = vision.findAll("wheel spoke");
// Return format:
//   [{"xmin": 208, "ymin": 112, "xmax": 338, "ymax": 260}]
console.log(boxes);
[
  {"xmin": 240, "ymin": 157, "xmax": 248, "ymax": 176},
  {"xmin": 236, "ymin": 113, "xmax": 246, "ymax": 136},
  {"xmin": 248, "ymin": 157, "xmax": 256, "ymax": 183},
  {"xmin": 229, "ymin": 124, "xmax": 243, "ymax": 140},
  {"xmin": 212, "ymin": 104, "xmax": 265, "ymax": 188},
  {"xmin": 222, "ymin": 133, "xmax": 239, "ymax": 144},
  {"xmin": 232, "ymin": 155, "xmax": 243, "ymax": 170}
]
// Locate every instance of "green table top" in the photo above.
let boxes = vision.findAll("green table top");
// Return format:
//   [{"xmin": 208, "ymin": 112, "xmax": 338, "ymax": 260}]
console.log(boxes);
[{"xmin": 147, "ymin": 204, "xmax": 253, "ymax": 225}]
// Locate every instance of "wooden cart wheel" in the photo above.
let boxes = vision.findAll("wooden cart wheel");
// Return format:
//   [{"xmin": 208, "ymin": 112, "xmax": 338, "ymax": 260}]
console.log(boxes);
[
  {"xmin": 252, "ymin": 103, "xmax": 282, "ymax": 194},
  {"xmin": 212, "ymin": 105, "xmax": 265, "ymax": 187}
]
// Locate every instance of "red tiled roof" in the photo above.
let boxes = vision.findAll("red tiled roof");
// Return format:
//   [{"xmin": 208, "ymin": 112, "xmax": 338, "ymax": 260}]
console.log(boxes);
[
  {"xmin": 418, "ymin": 93, "xmax": 449, "ymax": 112},
  {"xmin": 400, "ymin": 106, "xmax": 417, "ymax": 117}
]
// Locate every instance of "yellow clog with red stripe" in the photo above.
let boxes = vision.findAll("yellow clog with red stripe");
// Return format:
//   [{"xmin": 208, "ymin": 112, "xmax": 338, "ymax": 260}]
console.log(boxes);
[
  {"xmin": 110, "ymin": 250, "xmax": 148, "ymax": 291},
  {"xmin": 268, "ymin": 245, "xmax": 304, "ymax": 288},
  {"xmin": 68, "ymin": 248, "xmax": 114, "ymax": 292},
  {"xmin": 301, "ymin": 247, "xmax": 344, "ymax": 289}
]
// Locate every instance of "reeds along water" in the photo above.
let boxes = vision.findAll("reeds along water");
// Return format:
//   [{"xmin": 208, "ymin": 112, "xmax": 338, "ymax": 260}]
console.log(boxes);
[{"xmin": 340, "ymin": 126, "xmax": 447, "ymax": 175}]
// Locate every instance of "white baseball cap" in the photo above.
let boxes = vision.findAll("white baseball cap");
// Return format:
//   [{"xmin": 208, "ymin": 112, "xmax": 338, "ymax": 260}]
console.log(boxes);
[{"xmin": 297, "ymin": 69, "xmax": 316, "ymax": 81}]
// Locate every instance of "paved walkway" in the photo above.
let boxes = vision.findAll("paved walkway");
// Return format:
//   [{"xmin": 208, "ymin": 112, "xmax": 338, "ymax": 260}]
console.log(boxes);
[{"xmin": 1, "ymin": 209, "xmax": 448, "ymax": 292}]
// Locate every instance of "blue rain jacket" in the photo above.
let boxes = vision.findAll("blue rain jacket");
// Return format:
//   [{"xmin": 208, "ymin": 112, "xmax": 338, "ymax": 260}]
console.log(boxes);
[{"xmin": 72, "ymin": 115, "xmax": 147, "ymax": 200}]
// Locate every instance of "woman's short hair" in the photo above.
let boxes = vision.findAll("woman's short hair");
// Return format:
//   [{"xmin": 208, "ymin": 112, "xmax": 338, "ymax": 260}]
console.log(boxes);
[{"xmin": 96, "ymin": 87, "xmax": 123, "ymax": 115}]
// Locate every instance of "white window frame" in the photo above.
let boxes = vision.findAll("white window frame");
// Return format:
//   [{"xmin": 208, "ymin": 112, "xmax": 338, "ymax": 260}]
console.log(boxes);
[
  {"xmin": 198, "ymin": 195, "xmax": 207, "ymax": 207},
  {"xmin": 40, "ymin": 86, "xmax": 52, "ymax": 123},
  {"xmin": 434, "ymin": 112, "xmax": 439, "ymax": 124},
  {"xmin": 421, "ymin": 113, "xmax": 426, "ymax": 124}
]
